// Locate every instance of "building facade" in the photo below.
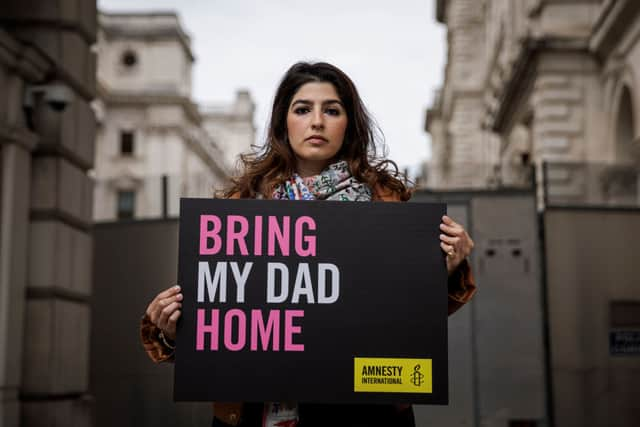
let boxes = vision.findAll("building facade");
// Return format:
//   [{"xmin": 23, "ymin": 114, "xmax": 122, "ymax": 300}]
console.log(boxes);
[
  {"xmin": 425, "ymin": 0, "xmax": 640, "ymax": 207},
  {"xmin": 0, "ymin": 1, "xmax": 97, "ymax": 426},
  {"xmin": 200, "ymin": 90, "xmax": 256, "ymax": 171},
  {"xmin": 426, "ymin": 2, "xmax": 640, "ymax": 427},
  {"xmin": 93, "ymin": 12, "xmax": 255, "ymax": 221}
]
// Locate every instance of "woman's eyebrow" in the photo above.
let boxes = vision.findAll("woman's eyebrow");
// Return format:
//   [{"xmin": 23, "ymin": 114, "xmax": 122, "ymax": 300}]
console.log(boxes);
[
  {"xmin": 291, "ymin": 99, "xmax": 344, "ymax": 106},
  {"xmin": 323, "ymin": 99, "xmax": 344, "ymax": 107}
]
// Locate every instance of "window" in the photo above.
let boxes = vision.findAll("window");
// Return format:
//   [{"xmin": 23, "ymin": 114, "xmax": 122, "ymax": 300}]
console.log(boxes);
[
  {"xmin": 117, "ymin": 190, "xmax": 135, "ymax": 220},
  {"xmin": 120, "ymin": 131, "xmax": 134, "ymax": 156},
  {"xmin": 121, "ymin": 50, "xmax": 138, "ymax": 68}
]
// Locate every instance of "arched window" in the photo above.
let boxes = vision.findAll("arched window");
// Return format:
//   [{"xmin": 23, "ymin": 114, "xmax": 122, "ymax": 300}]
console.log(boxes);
[
  {"xmin": 602, "ymin": 86, "xmax": 638, "ymax": 204},
  {"xmin": 615, "ymin": 86, "xmax": 636, "ymax": 162}
]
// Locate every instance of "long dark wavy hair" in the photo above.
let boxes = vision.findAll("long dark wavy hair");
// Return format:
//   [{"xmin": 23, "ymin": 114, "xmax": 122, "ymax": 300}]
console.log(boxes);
[{"xmin": 224, "ymin": 61, "xmax": 411, "ymax": 200}]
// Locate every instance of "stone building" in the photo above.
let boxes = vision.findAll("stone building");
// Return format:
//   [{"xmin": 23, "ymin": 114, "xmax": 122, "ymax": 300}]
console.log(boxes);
[
  {"xmin": 0, "ymin": 1, "xmax": 97, "ymax": 426},
  {"xmin": 425, "ymin": 0, "xmax": 640, "ymax": 207},
  {"xmin": 425, "ymin": 2, "xmax": 640, "ymax": 427},
  {"xmin": 200, "ymin": 90, "xmax": 256, "ymax": 171},
  {"xmin": 93, "ymin": 11, "xmax": 255, "ymax": 221}
]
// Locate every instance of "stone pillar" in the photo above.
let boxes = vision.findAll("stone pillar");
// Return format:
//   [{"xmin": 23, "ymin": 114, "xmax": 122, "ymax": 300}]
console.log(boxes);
[
  {"xmin": 0, "ymin": 128, "xmax": 37, "ymax": 427},
  {"xmin": 427, "ymin": 0, "xmax": 492, "ymax": 189},
  {"xmin": 0, "ymin": 1, "xmax": 97, "ymax": 426},
  {"xmin": 0, "ymin": 27, "xmax": 46, "ymax": 427}
]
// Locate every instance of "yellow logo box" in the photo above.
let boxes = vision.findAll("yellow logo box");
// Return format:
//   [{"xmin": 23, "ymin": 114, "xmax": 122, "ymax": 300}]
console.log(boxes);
[{"xmin": 354, "ymin": 358, "xmax": 433, "ymax": 393}]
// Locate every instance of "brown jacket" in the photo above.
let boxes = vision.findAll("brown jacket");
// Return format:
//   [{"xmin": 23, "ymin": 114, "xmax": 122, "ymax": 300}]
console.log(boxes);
[{"xmin": 140, "ymin": 186, "xmax": 476, "ymax": 426}]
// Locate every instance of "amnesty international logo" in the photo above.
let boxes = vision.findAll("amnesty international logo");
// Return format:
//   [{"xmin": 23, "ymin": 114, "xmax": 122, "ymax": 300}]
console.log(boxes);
[
  {"xmin": 354, "ymin": 357, "xmax": 432, "ymax": 393},
  {"xmin": 410, "ymin": 364, "xmax": 424, "ymax": 387}
]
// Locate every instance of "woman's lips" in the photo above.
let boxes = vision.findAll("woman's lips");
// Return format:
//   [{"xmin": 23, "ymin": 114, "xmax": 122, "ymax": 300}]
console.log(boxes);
[{"xmin": 305, "ymin": 136, "xmax": 328, "ymax": 144}]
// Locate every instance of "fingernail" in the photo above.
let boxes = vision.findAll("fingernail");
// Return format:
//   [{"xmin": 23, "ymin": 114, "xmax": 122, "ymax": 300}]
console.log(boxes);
[{"xmin": 174, "ymin": 285, "xmax": 181, "ymax": 291}]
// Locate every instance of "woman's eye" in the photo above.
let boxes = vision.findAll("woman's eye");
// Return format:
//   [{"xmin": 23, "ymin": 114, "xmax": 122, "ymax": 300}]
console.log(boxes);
[
  {"xmin": 325, "ymin": 108, "xmax": 341, "ymax": 116},
  {"xmin": 294, "ymin": 107, "xmax": 310, "ymax": 115}
]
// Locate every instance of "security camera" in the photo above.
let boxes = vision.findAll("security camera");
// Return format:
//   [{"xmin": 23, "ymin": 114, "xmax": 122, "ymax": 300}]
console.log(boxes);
[
  {"xmin": 43, "ymin": 84, "xmax": 74, "ymax": 111},
  {"xmin": 23, "ymin": 82, "xmax": 74, "ymax": 112}
]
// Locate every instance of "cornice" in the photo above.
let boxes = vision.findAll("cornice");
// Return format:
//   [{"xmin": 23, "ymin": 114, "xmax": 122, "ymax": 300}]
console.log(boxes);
[
  {"xmin": 590, "ymin": 0, "xmax": 640, "ymax": 60},
  {"xmin": 99, "ymin": 12, "xmax": 195, "ymax": 62},
  {"xmin": 101, "ymin": 91, "xmax": 202, "ymax": 125},
  {"xmin": 488, "ymin": 37, "xmax": 590, "ymax": 134}
]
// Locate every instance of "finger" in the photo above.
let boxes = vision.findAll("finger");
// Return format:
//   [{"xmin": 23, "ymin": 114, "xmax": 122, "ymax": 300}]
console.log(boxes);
[
  {"xmin": 147, "ymin": 285, "xmax": 180, "ymax": 313},
  {"xmin": 439, "ymin": 234, "xmax": 460, "ymax": 245},
  {"xmin": 169, "ymin": 309, "xmax": 181, "ymax": 324},
  {"xmin": 156, "ymin": 285, "xmax": 181, "ymax": 302},
  {"xmin": 148, "ymin": 290, "xmax": 183, "ymax": 318},
  {"xmin": 442, "ymin": 215, "xmax": 461, "ymax": 228},
  {"xmin": 158, "ymin": 293, "xmax": 183, "ymax": 309},
  {"xmin": 147, "ymin": 297, "xmax": 171, "ymax": 322},
  {"xmin": 163, "ymin": 310, "xmax": 182, "ymax": 340},
  {"xmin": 158, "ymin": 302, "xmax": 182, "ymax": 330},
  {"xmin": 160, "ymin": 301, "xmax": 182, "ymax": 321},
  {"xmin": 158, "ymin": 307, "xmax": 180, "ymax": 332},
  {"xmin": 440, "ymin": 242, "xmax": 455, "ymax": 255},
  {"xmin": 147, "ymin": 300, "xmax": 166, "ymax": 323},
  {"xmin": 440, "ymin": 223, "xmax": 463, "ymax": 236}
]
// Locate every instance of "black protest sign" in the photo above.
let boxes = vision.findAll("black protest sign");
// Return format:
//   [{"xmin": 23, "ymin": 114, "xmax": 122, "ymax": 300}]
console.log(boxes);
[{"xmin": 174, "ymin": 198, "xmax": 448, "ymax": 404}]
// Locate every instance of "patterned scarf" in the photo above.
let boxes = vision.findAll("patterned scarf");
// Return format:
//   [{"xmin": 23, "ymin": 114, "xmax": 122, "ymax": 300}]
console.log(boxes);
[{"xmin": 272, "ymin": 160, "xmax": 372, "ymax": 201}]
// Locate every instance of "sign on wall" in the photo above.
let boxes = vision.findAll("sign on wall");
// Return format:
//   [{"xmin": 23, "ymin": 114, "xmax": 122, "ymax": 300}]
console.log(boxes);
[
  {"xmin": 610, "ymin": 330, "xmax": 640, "ymax": 355},
  {"xmin": 174, "ymin": 198, "xmax": 449, "ymax": 404}
]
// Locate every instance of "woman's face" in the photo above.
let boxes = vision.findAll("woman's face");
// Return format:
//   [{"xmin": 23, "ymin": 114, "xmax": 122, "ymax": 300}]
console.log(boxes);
[{"xmin": 286, "ymin": 81, "xmax": 348, "ymax": 177}]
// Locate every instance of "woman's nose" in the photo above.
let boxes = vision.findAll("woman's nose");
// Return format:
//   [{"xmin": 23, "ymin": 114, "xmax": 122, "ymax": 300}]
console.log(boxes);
[{"xmin": 311, "ymin": 110, "xmax": 324, "ymax": 129}]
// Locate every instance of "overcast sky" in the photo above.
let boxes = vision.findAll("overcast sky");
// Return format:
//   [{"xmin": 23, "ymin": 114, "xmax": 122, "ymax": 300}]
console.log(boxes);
[{"xmin": 98, "ymin": 0, "xmax": 446, "ymax": 176}]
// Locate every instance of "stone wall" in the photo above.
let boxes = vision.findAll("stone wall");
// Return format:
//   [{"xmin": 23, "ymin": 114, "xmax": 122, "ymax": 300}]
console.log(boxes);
[{"xmin": 0, "ymin": 1, "xmax": 97, "ymax": 426}]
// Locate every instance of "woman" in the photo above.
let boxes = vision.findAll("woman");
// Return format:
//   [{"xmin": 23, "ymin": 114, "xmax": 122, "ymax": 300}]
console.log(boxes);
[{"xmin": 141, "ymin": 62, "xmax": 476, "ymax": 427}]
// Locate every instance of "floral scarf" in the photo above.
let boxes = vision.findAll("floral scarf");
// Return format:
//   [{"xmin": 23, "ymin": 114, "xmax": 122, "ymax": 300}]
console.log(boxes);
[{"xmin": 272, "ymin": 160, "xmax": 372, "ymax": 201}]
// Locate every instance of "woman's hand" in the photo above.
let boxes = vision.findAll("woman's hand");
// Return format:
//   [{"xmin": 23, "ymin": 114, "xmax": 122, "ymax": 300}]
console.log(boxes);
[
  {"xmin": 145, "ymin": 285, "xmax": 183, "ymax": 341},
  {"xmin": 439, "ymin": 215, "xmax": 474, "ymax": 275}
]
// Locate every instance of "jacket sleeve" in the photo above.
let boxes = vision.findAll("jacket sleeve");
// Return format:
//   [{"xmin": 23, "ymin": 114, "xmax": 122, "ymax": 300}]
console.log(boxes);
[
  {"xmin": 140, "ymin": 314, "xmax": 175, "ymax": 363},
  {"xmin": 447, "ymin": 258, "xmax": 476, "ymax": 315}
]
